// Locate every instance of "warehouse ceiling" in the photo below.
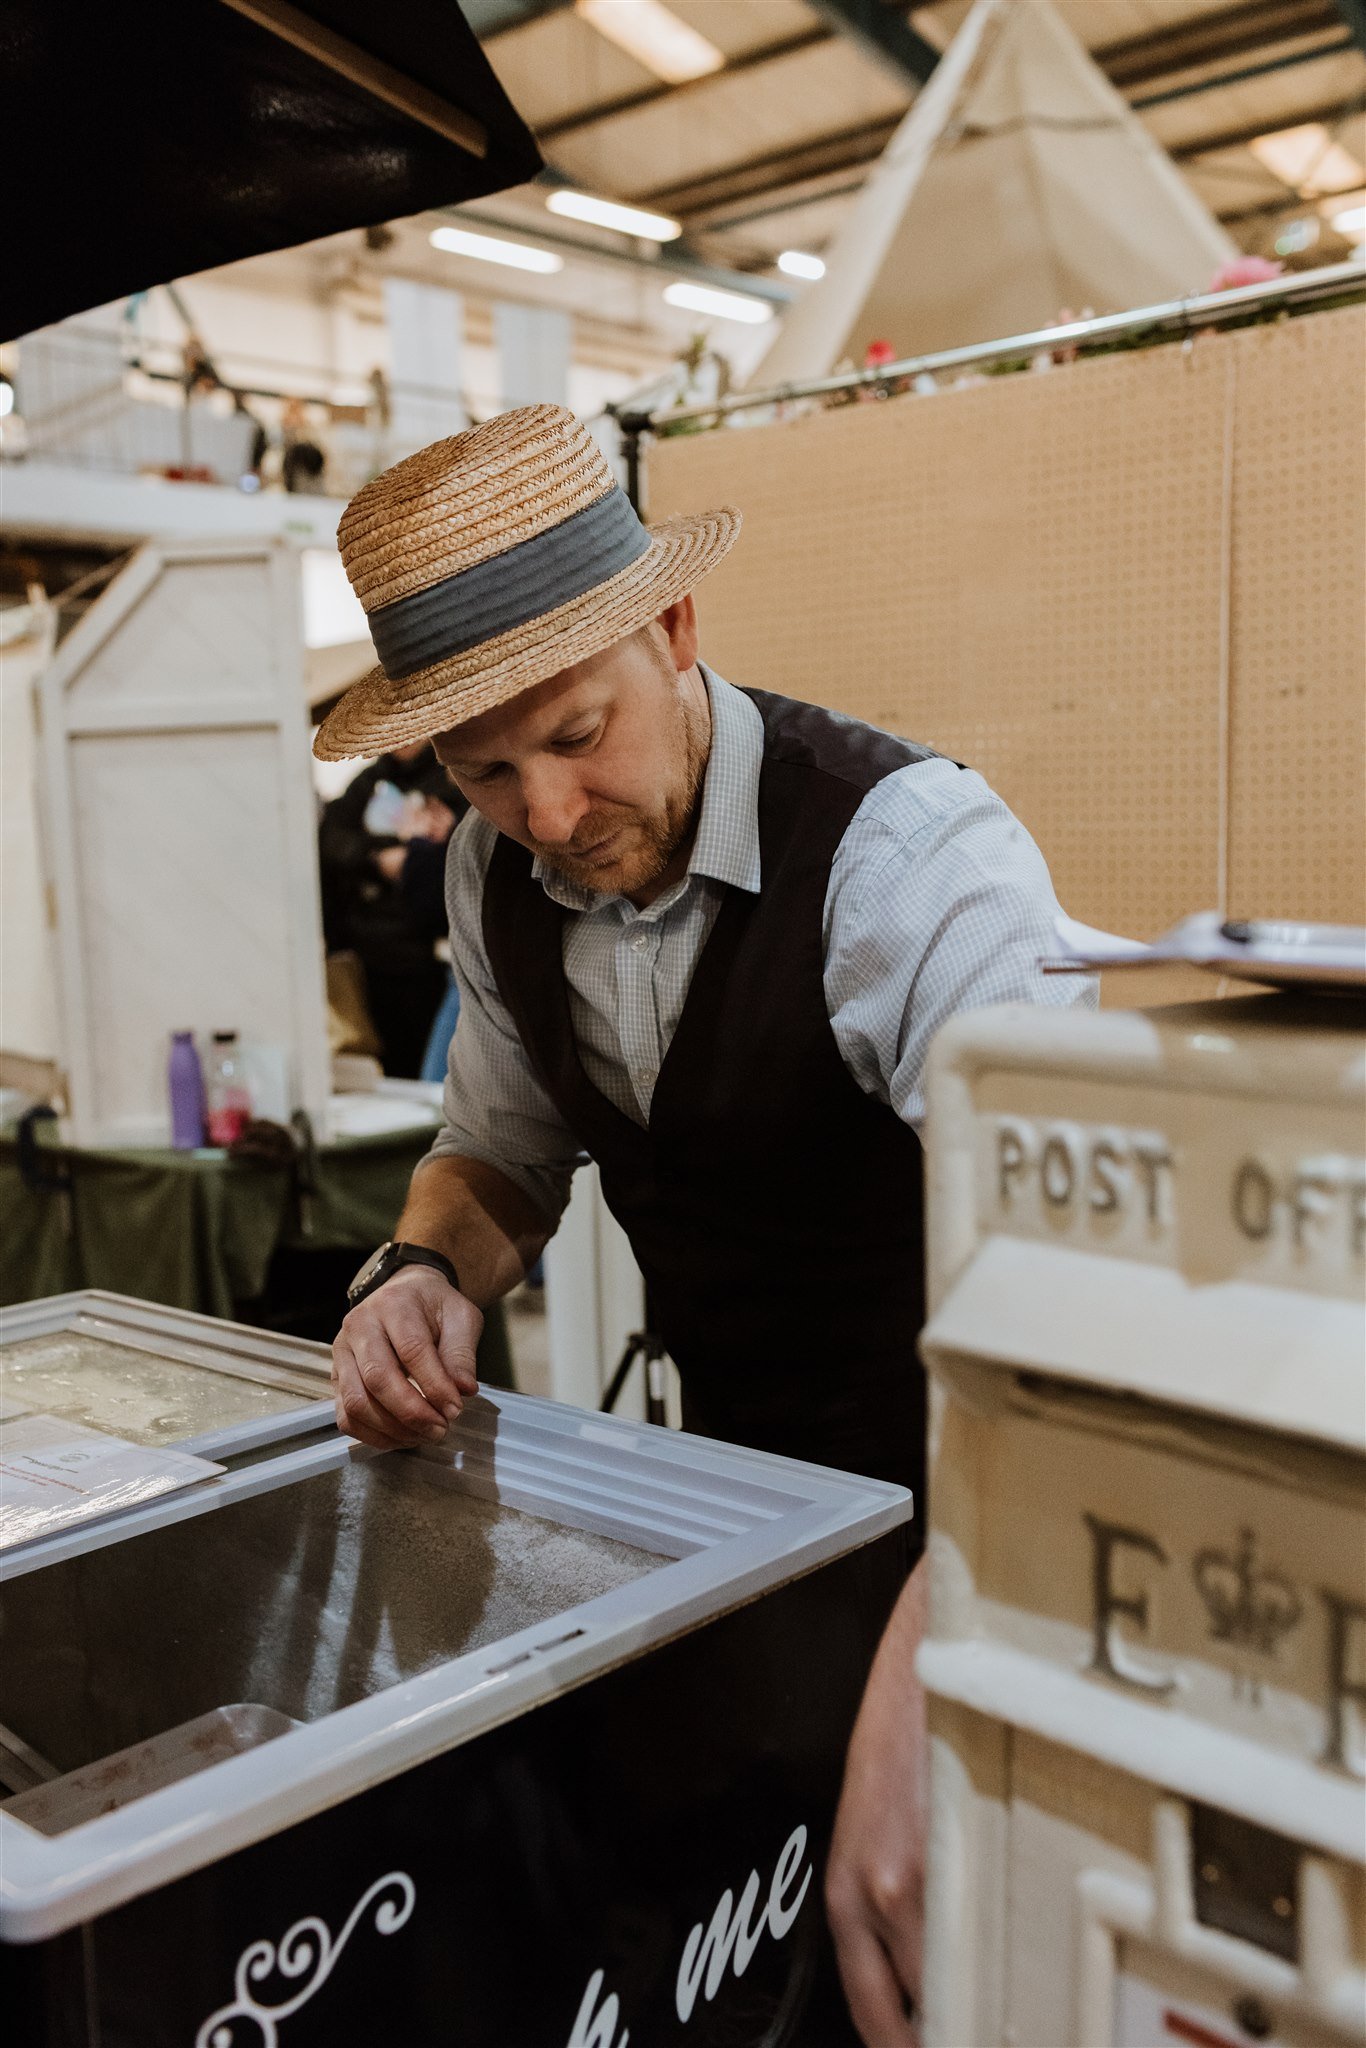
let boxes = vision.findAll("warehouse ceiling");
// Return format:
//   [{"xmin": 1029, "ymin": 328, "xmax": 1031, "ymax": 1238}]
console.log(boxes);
[{"xmin": 460, "ymin": 0, "xmax": 1366, "ymax": 283}]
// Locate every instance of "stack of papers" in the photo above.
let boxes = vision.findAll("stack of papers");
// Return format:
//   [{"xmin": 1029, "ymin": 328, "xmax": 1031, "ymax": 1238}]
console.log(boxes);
[
  {"xmin": 0, "ymin": 1413, "xmax": 223, "ymax": 1551},
  {"xmin": 1043, "ymin": 913, "xmax": 1366, "ymax": 993}
]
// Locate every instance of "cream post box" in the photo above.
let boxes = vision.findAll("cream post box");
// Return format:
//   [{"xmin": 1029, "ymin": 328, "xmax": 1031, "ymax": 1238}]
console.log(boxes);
[{"xmin": 918, "ymin": 996, "xmax": 1365, "ymax": 2048}]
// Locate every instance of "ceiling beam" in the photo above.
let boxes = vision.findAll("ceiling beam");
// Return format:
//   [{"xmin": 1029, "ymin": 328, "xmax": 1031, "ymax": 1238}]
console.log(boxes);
[
  {"xmin": 1130, "ymin": 33, "xmax": 1358, "ymax": 107},
  {"xmin": 537, "ymin": 26, "xmax": 831, "ymax": 142},
  {"xmin": 642, "ymin": 117, "xmax": 901, "ymax": 219},
  {"xmin": 802, "ymin": 0, "xmax": 939, "ymax": 85},
  {"xmin": 1171, "ymin": 94, "xmax": 1366, "ymax": 155},
  {"xmin": 1095, "ymin": 0, "xmax": 1340, "ymax": 86},
  {"xmin": 652, "ymin": 46, "xmax": 1366, "ymax": 226},
  {"xmin": 1218, "ymin": 179, "xmax": 1364, "ymax": 219}
]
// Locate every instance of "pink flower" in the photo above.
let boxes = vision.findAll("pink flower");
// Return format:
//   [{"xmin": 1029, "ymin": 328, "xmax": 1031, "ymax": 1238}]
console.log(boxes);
[{"xmin": 1207, "ymin": 256, "xmax": 1284, "ymax": 292}]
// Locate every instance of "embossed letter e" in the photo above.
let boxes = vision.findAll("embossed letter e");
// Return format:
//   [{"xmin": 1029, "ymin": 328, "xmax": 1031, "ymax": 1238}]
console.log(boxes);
[
  {"xmin": 675, "ymin": 1826, "xmax": 813, "ymax": 2024},
  {"xmin": 1083, "ymin": 1513, "xmax": 1176, "ymax": 1695}
]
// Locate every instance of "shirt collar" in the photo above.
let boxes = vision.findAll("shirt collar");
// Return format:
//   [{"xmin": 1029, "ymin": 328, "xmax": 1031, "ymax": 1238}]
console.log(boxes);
[{"xmin": 533, "ymin": 665, "xmax": 763, "ymax": 911}]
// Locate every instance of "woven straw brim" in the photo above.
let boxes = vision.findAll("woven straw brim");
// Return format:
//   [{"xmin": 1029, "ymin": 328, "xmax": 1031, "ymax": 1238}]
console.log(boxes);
[{"xmin": 314, "ymin": 506, "xmax": 740, "ymax": 761}]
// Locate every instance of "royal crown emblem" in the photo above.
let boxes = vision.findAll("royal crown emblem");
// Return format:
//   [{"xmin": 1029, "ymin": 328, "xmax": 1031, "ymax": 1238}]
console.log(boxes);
[{"xmin": 1192, "ymin": 1528, "xmax": 1302, "ymax": 1656}]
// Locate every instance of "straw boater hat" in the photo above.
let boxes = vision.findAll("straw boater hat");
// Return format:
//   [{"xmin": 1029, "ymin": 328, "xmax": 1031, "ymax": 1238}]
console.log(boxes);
[{"xmin": 314, "ymin": 404, "xmax": 741, "ymax": 761}]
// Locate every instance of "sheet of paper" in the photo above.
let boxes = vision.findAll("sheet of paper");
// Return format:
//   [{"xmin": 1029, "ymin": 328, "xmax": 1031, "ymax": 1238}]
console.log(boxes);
[
  {"xmin": 1043, "ymin": 911, "xmax": 1366, "ymax": 990},
  {"xmin": 0, "ymin": 1413, "xmax": 224, "ymax": 1551}
]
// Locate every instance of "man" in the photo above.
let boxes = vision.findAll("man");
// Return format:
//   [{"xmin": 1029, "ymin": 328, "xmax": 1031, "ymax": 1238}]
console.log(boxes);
[
  {"xmin": 317, "ymin": 738, "xmax": 461, "ymax": 1075},
  {"xmin": 316, "ymin": 406, "xmax": 1094, "ymax": 2046}
]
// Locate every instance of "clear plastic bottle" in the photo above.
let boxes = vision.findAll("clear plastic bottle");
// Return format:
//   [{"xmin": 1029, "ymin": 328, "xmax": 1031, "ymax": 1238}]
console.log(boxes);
[{"xmin": 205, "ymin": 1030, "xmax": 253, "ymax": 1146}]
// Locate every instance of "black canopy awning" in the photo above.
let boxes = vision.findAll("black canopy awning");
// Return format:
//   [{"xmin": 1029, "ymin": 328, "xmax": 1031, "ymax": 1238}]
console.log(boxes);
[{"xmin": 2, "ymin": 0, "xmax": 543, "ymax": 339}]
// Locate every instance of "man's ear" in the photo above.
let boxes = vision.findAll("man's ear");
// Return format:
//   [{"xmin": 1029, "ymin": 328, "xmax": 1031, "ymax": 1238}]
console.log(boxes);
[{"xmin": 655, "ymin": 593, "xmax": 699, "ymax": 674}]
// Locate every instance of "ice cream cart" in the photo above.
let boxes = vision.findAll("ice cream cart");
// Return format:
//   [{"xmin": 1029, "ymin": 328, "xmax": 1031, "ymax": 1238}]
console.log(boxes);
[{"xmin": 0, "ymin": 1291, "xmax": 912, "ymax": 2047}]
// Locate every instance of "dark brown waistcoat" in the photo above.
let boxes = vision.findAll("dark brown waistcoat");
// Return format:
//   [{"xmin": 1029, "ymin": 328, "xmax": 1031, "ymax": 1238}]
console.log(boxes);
[{"xmin": 482, "ymin": 688, "xmax": 946, "ymax": 1506}]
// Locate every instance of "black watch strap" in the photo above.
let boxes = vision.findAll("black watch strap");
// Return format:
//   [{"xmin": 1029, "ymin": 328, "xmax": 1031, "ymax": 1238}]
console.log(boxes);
[{"xmin": 348, "ymin": 1240, "xmax": 461, "ymax": 1308}]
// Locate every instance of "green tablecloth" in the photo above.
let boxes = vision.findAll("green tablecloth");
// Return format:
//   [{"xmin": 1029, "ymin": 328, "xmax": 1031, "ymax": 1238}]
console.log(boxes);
[{"xmin": 0, "ymin": 1121, "xmax": 512, "ymax": 1380}]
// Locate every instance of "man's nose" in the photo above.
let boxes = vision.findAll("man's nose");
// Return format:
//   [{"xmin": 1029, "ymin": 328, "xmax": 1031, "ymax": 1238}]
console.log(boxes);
[{"xmin": 522, "ymin": 762, "xmax": 589, "ymax": 846}]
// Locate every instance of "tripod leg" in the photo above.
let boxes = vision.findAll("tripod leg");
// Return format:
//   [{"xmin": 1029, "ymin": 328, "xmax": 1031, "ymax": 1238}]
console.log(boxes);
[{"xmin": 599, "ymin": 1335, "xmax": 644, "ymax": 1415}]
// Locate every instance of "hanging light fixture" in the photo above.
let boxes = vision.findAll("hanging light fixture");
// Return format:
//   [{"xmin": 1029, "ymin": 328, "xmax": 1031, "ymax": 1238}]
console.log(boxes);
[
  {"xmin": 429, "ymin": 224, "xmax": 563, "ymax": 274},
  {"xmin": 663, "ymin": 281, "xmax": 773, "ymax": 325},
  {"xmin": 777, "ymin": 251, "xmax": 825, "ymax": 280},
  {"xmin": 547, "ymin": 190, "xmax": 682, "ymax": 241},
  {"xmin": 575, "ymin": 0, "xmax": 723, "ymax": 84}
]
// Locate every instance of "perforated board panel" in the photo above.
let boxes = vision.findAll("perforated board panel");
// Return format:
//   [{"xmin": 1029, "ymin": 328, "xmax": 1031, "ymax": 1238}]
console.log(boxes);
[
  {"xmin": 647, "ymin": 307, "xmax": 1365, "ymax": 948},
  {"xmin": 1224, "ymin": 307, "xmax": 1366, "ymax": 923}
]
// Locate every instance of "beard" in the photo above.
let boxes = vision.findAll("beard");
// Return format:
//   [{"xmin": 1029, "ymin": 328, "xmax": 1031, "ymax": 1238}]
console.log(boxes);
[{"xmin": 533, "ymin": 675, "xmax": 709, "ymax": 898}]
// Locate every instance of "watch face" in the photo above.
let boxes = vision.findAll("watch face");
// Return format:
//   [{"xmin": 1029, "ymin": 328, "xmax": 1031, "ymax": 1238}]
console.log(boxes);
[{"xmin": 349, "ymin": 1242, "xmax": 394, "ymax": 1297}]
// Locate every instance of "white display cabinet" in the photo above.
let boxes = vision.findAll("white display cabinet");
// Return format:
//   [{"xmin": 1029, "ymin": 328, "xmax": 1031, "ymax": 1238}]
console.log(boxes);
[
  {"xmin": 918, "ymin": 996, "xmax": 1365, "ymax": 2048},
  {"xmin": 36, "ymin": 537, "xmax": 330, "ymax": 1147}
]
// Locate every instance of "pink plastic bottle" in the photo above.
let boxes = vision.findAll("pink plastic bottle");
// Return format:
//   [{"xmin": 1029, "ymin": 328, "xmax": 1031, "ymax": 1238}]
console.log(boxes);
[{"xmin": 205, "ymin": 1031, "xmax": 252, "ymax": 1146}]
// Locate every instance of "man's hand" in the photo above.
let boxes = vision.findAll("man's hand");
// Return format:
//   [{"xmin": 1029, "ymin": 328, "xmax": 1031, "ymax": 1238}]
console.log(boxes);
[
  {"xmin": 826, "ymin": 1562, "xmax": 929, "ymax": 2048},
  {"xmin": 332, "ymin": 1266, "xmax": 482, "ymax": 1450}
]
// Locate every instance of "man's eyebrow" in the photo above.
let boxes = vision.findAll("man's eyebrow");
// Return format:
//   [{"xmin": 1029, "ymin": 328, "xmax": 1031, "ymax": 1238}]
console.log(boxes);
[{"xmin": 440, "ymin": 703, "xmax": 603, "ymax": 772}]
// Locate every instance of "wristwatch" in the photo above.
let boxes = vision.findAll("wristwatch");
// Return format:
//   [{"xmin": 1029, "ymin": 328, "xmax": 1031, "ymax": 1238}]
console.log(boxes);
[{"xmin": 346, "ymin": 1240, "xmax": 461, "ymax": 1309}]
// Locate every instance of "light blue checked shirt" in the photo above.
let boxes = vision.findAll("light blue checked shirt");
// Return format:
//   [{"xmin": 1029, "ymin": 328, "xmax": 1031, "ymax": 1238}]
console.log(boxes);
[{"xmin": 431, "ymin": 668, "xmax": 1096, "ymax": 1223}]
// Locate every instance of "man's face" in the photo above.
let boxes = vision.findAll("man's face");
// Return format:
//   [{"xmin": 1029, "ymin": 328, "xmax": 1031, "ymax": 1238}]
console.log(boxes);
[{"xmin": 432, "ymin": 602, "xmax": 709, "ymax": 901}]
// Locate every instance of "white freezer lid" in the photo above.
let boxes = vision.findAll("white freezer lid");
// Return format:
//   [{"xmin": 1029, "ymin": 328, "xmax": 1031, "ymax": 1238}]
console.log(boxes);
[
  {"xmin": 921, "ymin": 1236, "xmax": 1366, "ymax": 1453},
  {"xmin": 0, "ymin": 1390, "xmax": 913, "ymax": 1942}
]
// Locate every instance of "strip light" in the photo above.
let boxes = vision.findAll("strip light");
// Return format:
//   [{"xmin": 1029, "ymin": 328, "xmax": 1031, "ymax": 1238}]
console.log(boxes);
[
  {"xmin": 663, "ymin": 281, "xmax": 773, "ymax": 325},
  {"xmin": 429, "ymin": 224, "xmax": 563, "ymax": 273},
  {"xmin": 575, "ymin": 0, "xmax": 724, "ymax": 85},
  {"xmin": 777, "ymin": 250, "xmax": 825, "ymax": 280},
  {"xmin": 547, "ymin": 190, "xmax": 682, "ymax": 241}
]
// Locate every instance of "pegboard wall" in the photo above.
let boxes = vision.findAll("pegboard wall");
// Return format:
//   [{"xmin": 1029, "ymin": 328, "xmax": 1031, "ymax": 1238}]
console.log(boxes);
[{"xmin": 647, "ymin": 306, "xmax": 1365, "ymax": 941}]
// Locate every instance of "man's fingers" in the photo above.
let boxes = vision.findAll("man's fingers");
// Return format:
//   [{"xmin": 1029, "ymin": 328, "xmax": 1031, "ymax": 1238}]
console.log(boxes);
[
  {"xmin": 830, "ymin": 1914, "xmax": 919, "ymax": 2048},
  {"xmin": 335, "ymin": 1397, "xmax": 414, "ymax": 1452},
  {"xmin": 334, "ymin": 1325, "xmax": 445, "ymax": 1443},
  {"xmin": 330, "ymin": 1271, "xmax": 482, "ymax": 1451},
  {"xmin": 879, "ymin": 1904, "xmax": 923, "ymax": 2036},
  {"xmin": 332, "ymin": 1335, "xmax": 420, "ymax": 1450},
  {"xmin": 332, "ymin": 1369, "xmax": 418, "ymax": 1452},
  {"xmin": 384, "ymin": 1296, "xmax": 471, "ymax": 1419}
]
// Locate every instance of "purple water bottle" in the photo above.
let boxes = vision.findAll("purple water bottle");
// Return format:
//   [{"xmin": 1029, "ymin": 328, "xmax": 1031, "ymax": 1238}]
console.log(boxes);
[{"xmin": 168, "ymin": 1031, "xmax": 206, "ymax": 1149}]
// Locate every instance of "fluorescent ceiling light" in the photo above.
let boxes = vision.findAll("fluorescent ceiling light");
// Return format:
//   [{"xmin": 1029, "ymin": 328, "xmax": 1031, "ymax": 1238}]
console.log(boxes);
[
  {"xmin": 1249, "ymin": 124, "xmax": 1365, "ymax": 197},
  {"xmin": 1329, "ymin": 201, "xmax": 1366, "ymax": 238},
  {"xmin": 429, "ymin": 224, "xmax": 562, "ymax": 274},
  {"xmin": 547, "ymin": 189, "xmax": 681, "ymax": 241},
  {"xmin": 663, "ymin": 281, "xmax": 773, "ymax": 325},
  {"xmin": 575, "ymin": 0, "xmax": 724, "ymax": 85},
  {"xmin": 777, "ymin": 250, "xmax": 825, "ymax": 280}
]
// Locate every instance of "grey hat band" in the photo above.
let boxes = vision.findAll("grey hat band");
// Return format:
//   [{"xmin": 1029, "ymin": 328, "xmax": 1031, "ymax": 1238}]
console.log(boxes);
[{"xmin": 369, "ymin": 485, "xmax": 653, "ymax": 682}]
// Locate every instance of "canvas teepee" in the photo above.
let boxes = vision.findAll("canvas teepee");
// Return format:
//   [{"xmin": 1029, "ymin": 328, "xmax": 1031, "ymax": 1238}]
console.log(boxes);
[{"xmin": 749, "ymin": 0, "xmax": 1236, "ymax": 386}]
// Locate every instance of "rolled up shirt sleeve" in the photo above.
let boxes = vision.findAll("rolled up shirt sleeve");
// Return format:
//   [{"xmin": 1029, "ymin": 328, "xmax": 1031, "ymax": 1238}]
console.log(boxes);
[
  {"xmin": 824, "ymin": 760, "xmax": 1099, "ymax": 1130},
  {"xmin": 425, "ymin": 813, "xmax": 587, "ymax": 1228}
]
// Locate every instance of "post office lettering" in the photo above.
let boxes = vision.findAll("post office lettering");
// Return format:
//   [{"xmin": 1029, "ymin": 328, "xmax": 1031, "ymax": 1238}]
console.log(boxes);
[
  {"xmin": 1230, "ymin": 1155, "xmax": 1366, "ymax": 1258},
  {"xmin": 994, "ymin": 1119, "xmax": 1171, "ymax": 1227}
]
